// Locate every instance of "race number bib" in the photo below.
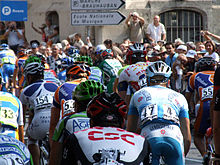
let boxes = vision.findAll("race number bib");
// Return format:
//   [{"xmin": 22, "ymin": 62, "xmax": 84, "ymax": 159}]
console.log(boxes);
[
  {"xmin": 201, "ymin": 86, "xmax": 213, "ymax": 101},
  {"xmin": 34, "ymin": 95, "xmax": 53, "ymax": 111},
  {"xmin": 62, "ymin": 99, "xmax": 75, "ymax": 118},
  {"xmin": 162, "ymin": 104, "xmax": 179, "ymax": 124},
  {"xmin": 141, "ymin": 104, "xmax": 158, "ymax": 125},
  {"xmin": 0, "ymin": 107, "xmax": 17, "ymax": 128}
]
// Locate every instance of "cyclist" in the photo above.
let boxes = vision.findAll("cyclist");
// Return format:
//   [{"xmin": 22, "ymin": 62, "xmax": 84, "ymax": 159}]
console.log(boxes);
[
  {"xmin": 0, "ymin": 72, "xmax": 24, "ymax": 142},
  {"xmin": 49, "ymin": 62, "xmax": 91, "ymax": 145},
  {"xmin": 61, "ymin": 92, "xmax": 149, "ymax": 164},
  {"xmin": 49, "ymin": 80, "xmax": 105, "ymax": 165},
  {"xmin": 91, "ymin": 44, "xmax": 106, "ymax": 66},
  {"xmin": 0, "ymin": 134, "xmax": 32, "ymax": 165},
  {"xmin": 117, "ymin": 43, "xmax": 148, "ymax": 104},
  {"xmin": 13, "ymin": 46, "xmax": 29, "ymax": 96},
  {"xmin": 127, "ymin": 61, "xmax": 191, "ymax": 165},
  {"xmin": 57, "ymin": 57, "xmax": 74, "ymax": 83},
  {"xmin": 99, "ymin": 49, "xmax": 122, "ymax": 93},
  {"xmin": 19, "ymin": 56, "xmax": 59, "ymax": 165},
  {"xmin": 0, "ymin": 43, "xmax": 17, "ymax": 91},
  {"xmin": 185, "ymin": 57, "xmax": 216, "ymax": 158}
]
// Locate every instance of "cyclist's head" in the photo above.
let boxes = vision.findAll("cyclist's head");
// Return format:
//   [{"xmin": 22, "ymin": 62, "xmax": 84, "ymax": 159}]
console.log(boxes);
[
  {"xmin": 146, "ymin": 61, "xmax": 172, "ymax": 84},
  {"xmin": 95, "ymin": 44, "xmax": 106, "ymax": 55},
  {"xmin": 17, "ymin": 46, "xmax": 26, "ymax": 57},
  {"xmin": 87, "ymin": 92, "xmax": 127, "ymax": 128},
  {"xmin": 0, "ymin": 44, "xmax": 9, "ymax": 50},
  {"xmin": 101, "ymin": 49, "xmax": 114, "ymax": 60},
  {"xmin": 195, "ymin": 57, "xmax": 217, "ymax": 72},
  {"xmin": 23, "ymin": 56, "xmax": 44, "ymax": 85},
  {"xmin": 67, "ymin": 46, "xmax": 80, "ymax": 58},
  {"xmin": 61, "ymin": 57, "xmax": 74, "ymax": 69},
  {"xmin": 76, "ymin": 55, "xmax": 93, "ymax": 66},
  {"xmin": 66, "ymin": 62, "xmax": 91, "ymax": 81},
  {"xmin": 126, "ymin": 43, "xmax": 147, "ymax": 65},
  {"xmin": 73, "ymin": 80, "xmax": 105, "ymax": 112}
]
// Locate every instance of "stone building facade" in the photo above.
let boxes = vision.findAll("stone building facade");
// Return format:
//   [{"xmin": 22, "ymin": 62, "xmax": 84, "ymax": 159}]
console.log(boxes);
[{"xmin": 25, "ymin": 0, "xmax": 220, "ymax": 45}]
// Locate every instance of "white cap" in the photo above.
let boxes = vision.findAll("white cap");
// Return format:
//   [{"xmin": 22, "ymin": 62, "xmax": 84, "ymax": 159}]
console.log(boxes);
[
  {"xmin": 153, "ymin": 45, "xmax": 160, "ymax": 51},
  {"xmin": 177, "ymin": 45, "xmax": 187, "ymax": 51},
  {"xmin": 186, "ymin": 50, "xmax": 197, "ymax": 58}
]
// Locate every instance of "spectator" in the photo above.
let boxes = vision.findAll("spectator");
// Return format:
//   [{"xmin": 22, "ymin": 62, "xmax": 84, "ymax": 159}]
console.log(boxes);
[
  {"xmin": 174, "ymin": 38, "xmax": 185, "ymax": 50},
  {"xmin": 0, "ymin": 22, "xmax": 7, "ymax": 44},
  {"xmin": 196, "ymin": 41, "xmax": 206, "ymax": 51},
  {"xmin": 176, "ymin": 44, "xmax": 187, "ymax": 54},
  {"xmin": 146, "ymin": 15, "xmax": 166, "ymax": 44},
  {"xmin": 44, "ymin": 18, "xmax": 58, "ymax": 45},
  {"xmin": 186, "ymin": 41, "xmax": 196, "ymax": 51},
  {"xmin": 31, "ymin": 22, "xmax": 47, "ymax": 42},
  {"xmin": 4, "ymin": 21, "xmax": 25, "ymax": 54},
  {"xmin": 204, "ymin": 40, "xmax": 219, "ymax": 62},
  {"xmin": 125, "ymin": 11, "xmax": 145, "ymax": 43},
  {"xmin": 68, "ymin": 33, "xmax": 84, "ymax": 49}
]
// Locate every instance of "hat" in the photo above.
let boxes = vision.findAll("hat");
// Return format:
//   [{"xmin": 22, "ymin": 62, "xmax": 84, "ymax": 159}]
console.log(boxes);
[
  {"xmin": 175, "ymin": 38, "xmax": 185, "ymax": 45},
  {"xmin": 186, "ymin": 50, "xmax": 197, "ymax": 58},
  {"xmin": 186, "ymin": 42, "xmax": 196, "ymax": 49},
  {"xmin": 147, "ymin": 51, "xmax": 160, "ymax": 57},
  {"xmin": 153, "ymin": 45, "xmax": 160, "ymax": 51},
  {"xmin": 132, "ymin": 12, "xmax": 139, "ymax": 17},
  {"xmin": 196, "ymin": 49, "xmax": 207, "ymax": 54},
  {"xmin": 61, "ymin": 40, "xmax": 69, "ymax": 50},
  {"xmin": 30, "ymin": 40, "xmax": 40, "ymax": 49},
  {"xmin": 177, "ymin": 45, "xmax": 187, "ymax": 51},
  {"xmin": 56, "ymin": 43, "xmax": 62, "ymax": 50}
]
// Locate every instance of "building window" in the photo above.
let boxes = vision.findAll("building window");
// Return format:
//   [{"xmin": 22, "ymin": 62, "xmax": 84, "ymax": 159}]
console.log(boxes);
[
  {"xmin": 46, "ymin": 11, "xmax": 59, "ymax": 26},
  {"xmin": 160, "ymin": 10, "xmax": 203, "ymax": 43}
]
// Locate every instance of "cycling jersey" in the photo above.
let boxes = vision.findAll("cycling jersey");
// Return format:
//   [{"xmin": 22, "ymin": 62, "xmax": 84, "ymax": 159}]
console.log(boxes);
[
  {"xmin": 99, "ymin": 59, "xmax": 122, "ymax": 93},
  {"xmin": 118, "ymin": 62, "xmax": 149, "ymax": 94},
  {"xmin": 53, "ymin": 79, "xmax": 82, "ymax": 118},
  {"xmin": 128, "ymin": 85, "xmax": 189, "ymax": 165},
  {"xmin": 15, "ymin": 55, "xmax": 28, "ymax": 87},
  {"xmin": 0, "ymin": 134, "xmax": 32, "ymax": 165},
  {"xmin": 20, "ymin": 80, "xmax": 58, "ymax": 140},
  {"xmin": 0, "ymin": 49, "xmax": 16, "ymax": 83},
  {"xmin": 53, "ymin": 111, "xmax": 90, "ymax": 143},
  {"xmin": 187, "ymin": 70, "xmax": 214, "ymax": 134},
  {"xmin": 44, "ymin": 69, "xmax": 62, "ymax": 86},
  {"xmin": 0, "ymin": 91, "xmax": 23, "ymax": 139},
  {"xmin": 89, "ymin": 66, "xmax": 104, "ymax": 83},
  {"xmin": 61, "ymin": 127, "xmax": 148, "ymax": 165}
]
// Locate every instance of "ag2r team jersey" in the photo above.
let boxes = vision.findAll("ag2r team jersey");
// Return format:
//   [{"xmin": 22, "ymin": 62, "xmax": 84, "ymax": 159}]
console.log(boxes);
[
  {"xmin": 61, "ymin": 127, "xmax": 148, "ymax": 165},
  {"xmin": 129, "ymin": 85, "xmax": 189, "ymax": 128},
  {"xmin": 53, "ymin": 111, "xmax": 90, "ymax": 143},
  {"xmin": 0, "ymin": 134, "xmax": 32, "ymax": 165}
]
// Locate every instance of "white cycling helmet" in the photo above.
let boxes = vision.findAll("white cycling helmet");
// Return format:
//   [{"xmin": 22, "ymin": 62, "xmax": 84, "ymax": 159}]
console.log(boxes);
[
  {"xmin": 95, "ymin": 44, "xmax": 106, "ymax": 54},
  {"xmin": 146, "ymin": 61, "xmax": 172, "ymax": 82}
]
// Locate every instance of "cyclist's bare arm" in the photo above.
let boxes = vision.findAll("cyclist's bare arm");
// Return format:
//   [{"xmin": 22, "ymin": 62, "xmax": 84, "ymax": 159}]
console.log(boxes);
[
  {"xmin": 18, "ymin": 125, "xmax": 24, "ymax": 143},
  {"xmin": 49, "ymin": 107, "xmax": 60, "ymax": 146},
  {"xmin": 49, "ymin": 141, "xmax": 63, "ymax": 165},
  {"xmin": 180, "ymin": 117, "xmax": 191, "ymax": 156},
  {"xmin": 126, "ymin": 115, "xmax": 139, "ymax": 133}
]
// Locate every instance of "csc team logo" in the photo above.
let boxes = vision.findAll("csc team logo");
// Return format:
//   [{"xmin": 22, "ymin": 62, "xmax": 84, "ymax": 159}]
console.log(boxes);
[{"xmin": 2, "ymin": 6, "xmax": 11, "ymax": 16}]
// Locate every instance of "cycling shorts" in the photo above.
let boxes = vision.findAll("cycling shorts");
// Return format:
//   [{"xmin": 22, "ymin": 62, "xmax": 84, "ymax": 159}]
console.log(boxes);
[
  {"xmin": 194, "ymin": 101, "xmax": 211, "ymax": 134},
  {"xmin": 141, "ymin": 123, "xmax": 184, "ymax": 165},
  {"xmin": 2, "ymin": 64, "xmax": 15, "ymax": 83}
]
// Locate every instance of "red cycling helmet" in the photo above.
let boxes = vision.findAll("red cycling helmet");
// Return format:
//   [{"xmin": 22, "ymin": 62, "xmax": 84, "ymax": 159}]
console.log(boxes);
[
  {"xmin": 101, "ymin": 49, "xmax": 114, "ymax": 59},
  {"xmin": 87, "ymin": 92, "xmax": 127, "ymax": 127},
  {"xmin": 126, "ymin": 43, "xmax": 147, "ymax": 64}
]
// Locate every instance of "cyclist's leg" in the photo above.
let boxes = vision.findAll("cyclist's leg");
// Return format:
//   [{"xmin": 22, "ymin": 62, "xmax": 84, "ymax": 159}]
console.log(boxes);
[
  {"xmin": 194, "ymin": 101, "xmax": 211, "ymax": 156},
  {"xmin": 28, "ymin": 139, "xmax": 40, "ymax": 165}
]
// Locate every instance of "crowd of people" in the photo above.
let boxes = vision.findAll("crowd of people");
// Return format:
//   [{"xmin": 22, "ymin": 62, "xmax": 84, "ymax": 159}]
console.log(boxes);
[{"xmin": 1, "ymin": 16, "xmax": 220, "ymax": 165}]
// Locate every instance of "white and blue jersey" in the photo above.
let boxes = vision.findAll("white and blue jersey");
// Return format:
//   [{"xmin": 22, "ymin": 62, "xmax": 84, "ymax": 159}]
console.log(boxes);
[
  {"xmin": 89, "ymin": 66, "xmax": 104, "ymax": 83},
  {"xmin": 129, "ymin": 85, "xmax": 189, "ymax": 128},
  {"xmin": 0, "ymin": 134, "xmax": 32, "ymax": 165},
  {"xmin": 128, "ymin": 85, "xmax": 189, "ymax": 165}
]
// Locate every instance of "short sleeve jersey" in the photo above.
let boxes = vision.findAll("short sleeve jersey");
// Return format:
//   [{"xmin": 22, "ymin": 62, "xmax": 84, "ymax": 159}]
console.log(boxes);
[
  {"xmin": 129, "ymin": 85, "xmax": 189, "ymax": 128},
  {"xmin": 0, "ymin": 91, "xmax": 23, "ymax": 129}
]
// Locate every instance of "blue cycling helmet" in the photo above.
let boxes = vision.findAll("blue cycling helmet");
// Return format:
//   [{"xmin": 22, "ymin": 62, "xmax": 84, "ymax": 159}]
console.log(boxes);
[
  {"xmin": 0, "ymin": 44, "xmax": 9, "ymax": 50},
  {"xmin": 67, "ymin": 46, "xmax": 80, "ymax": 58},
  {"xmin": 146, "ymin": 61, "xmax": 172, "ymax": 83},
  {"xmin": 61, "ymin": 57, "xmax": 74, "ymax": 69}
]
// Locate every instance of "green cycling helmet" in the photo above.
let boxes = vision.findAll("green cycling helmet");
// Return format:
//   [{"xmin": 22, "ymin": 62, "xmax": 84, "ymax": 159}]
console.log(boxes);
[
  {"xmin": 76, "ymin": 56, "xmax": 93, "ymax": 66},
  {"xmin": 24, "ymin": 55, "xmax": 42, "ymax": 67},
  {"xmin": 73, "ymin": 80, "xmax": 105, "ymax": 101}
]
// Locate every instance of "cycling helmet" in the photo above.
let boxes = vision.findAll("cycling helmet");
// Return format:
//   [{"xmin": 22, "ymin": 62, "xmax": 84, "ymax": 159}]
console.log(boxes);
[
  {"xmin": 95, "ymin": 44, "xmax": 106, "ymax": 55},
  {"xmin": 195, "ymin": 57, "xmax": 216, "ymax": 72},
  {"xmin": 73, "ymin": 80, "xmax": 105, "ymax": 101},
  {"xmin": 101, "ymin": 49, "xmax": 114, "ymax": 59},
  {"xmin": 146, "ymin": 61, "xmax": 172, "ymax": 83},
  {"xmin": 0, "ymin": 44, "xmax": 9, "ymax": 50},
  {"xmin": 87, "ymin": 92, "xmax": 127, "ymax": 127},
  {"xmin": 23, "ymin": 56, "xmax": 44, "ymax": 76},
  {"xmin": 66, "ymin": 62, "xmax": 91, "ymax": 80},
  {"xmin": 61, "ymin": 57, "xmax": 74, "ymax": 69},
  {"xmin": 67, "ymin": 46, "xmax": 80, "ymax": 58},
  {"xmin": 76, "ymin": 55, "xmax": 93, "ymax": 66},
  {"xmin": 126, "ymin": 43, "xmax": 147, "ymax": 64}
]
